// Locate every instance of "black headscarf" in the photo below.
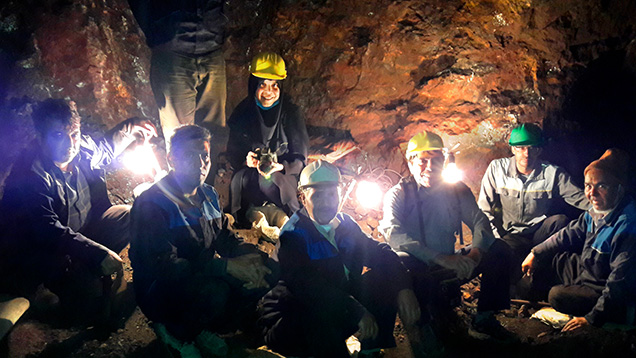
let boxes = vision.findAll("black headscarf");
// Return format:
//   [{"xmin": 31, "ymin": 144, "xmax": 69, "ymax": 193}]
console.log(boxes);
[{"xmin": 248, "ymin": 75, "xmax": 288, "ymax": 153}]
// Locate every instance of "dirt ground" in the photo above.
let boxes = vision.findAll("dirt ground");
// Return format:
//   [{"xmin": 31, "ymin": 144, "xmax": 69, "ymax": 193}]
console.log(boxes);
[
  {"xmin": 3, "ymin": 212, "xmax": 636, "ymax": 358},
  {"xmin": 4, "ymin": 235, "xmax": 636, "ymax": 358}
]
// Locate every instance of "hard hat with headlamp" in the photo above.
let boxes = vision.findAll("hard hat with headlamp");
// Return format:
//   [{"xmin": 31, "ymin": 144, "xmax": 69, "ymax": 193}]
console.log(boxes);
[
  {"xmin": 250, "ymin": 52, "xmax": 287, "ymax": 80},
  {"xmin": 508, "ymin": 123, "xmax": 543, "ymax": 147},
  {"xmin": 405, "ymin": 131, "xmax": 444, "ymax": 157},
  {"xmin": 298, "ymin": 160, "xmax": 341, "ymax": 188}
]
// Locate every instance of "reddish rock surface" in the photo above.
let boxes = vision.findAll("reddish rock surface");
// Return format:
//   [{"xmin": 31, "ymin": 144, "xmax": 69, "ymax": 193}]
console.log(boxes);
[
  {"xmin": 225, "ymin": 0, "xmax": 636, "ymax": 188},
  {"xmin": 2, "ymin": 0, "xmax": 636, "ymax": 192},
  {"xmin": 1, "ymin": 0, "xmax": 636, "ymax": 356}
]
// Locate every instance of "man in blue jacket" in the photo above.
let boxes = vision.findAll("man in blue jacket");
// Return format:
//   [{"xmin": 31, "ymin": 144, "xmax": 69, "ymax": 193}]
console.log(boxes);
[
  {"xmin": 130, "ymin": 125, "xmax": 275, "ymax": 357},
  {"xmin": 522, "ymin": 148, "xmax": 636, "ymax": 331},
  {"xmin": 260, "ymin": 160, "xmax": 420, "ymax": 358}
]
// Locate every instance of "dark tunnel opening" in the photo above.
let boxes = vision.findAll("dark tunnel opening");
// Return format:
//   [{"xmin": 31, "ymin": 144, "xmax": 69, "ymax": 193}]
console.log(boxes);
[{"xmin": 544, "ymin": 48, "xmax": 636, "ymax": 191}]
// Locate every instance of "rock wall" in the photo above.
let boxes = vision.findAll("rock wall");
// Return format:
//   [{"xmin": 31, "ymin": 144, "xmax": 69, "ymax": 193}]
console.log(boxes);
[
  {"xmin": 225, "ymin": 0, "xmax": 636, "ymax": 188},
  {"xmin": 1, "ymin": 0, "xmax": 636, "ymax": 195}
]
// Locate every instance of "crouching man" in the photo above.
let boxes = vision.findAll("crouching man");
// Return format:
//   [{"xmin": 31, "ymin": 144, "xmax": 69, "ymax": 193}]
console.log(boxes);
[
  {"xmin": 0, "ymin": 98, "xmax": 155, "ymax": 320},
  {"xmin": 260, "ymin": 160, "xmax": 420, "ymax": 358},
  {"xmin": 130, "ymin": 125, "xmax": 276, "ymax": 357},
  {"xmin": 521, "ymin": 149, "xmax": 636, "ymax": 331},
  {"xmin": 379, "ymin": 130, "xmax": 512, "ymax": 340}
]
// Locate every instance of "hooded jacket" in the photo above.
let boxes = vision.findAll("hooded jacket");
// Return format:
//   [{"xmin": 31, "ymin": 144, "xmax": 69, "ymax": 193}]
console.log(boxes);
[{"xmin": 227, "ymin": 76, "xmax": 309, "ymax": 173}]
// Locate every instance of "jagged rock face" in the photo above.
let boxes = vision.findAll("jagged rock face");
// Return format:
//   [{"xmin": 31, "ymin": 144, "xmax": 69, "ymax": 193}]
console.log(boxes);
[
  {"xmin": 225, "ymin": 0, "xmax": 636, "ymax": 187},
  {"xmin": 0, "ymin": 0, "xmax": 156, "ymax": 194},
  {"xmin": 1, "ymin": 0, "xmax": 155, "ymax": 129},
  {"xmin": 1, "ymin": 0, "xmax": 636, "ymax": 194}
]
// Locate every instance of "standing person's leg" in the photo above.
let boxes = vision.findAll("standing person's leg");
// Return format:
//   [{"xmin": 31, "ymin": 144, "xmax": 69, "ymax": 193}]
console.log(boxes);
[
  {"xmin": 150, "ymin": 49, "xmax": 198, "ymax": 149},
  {"xmin": 194, "ymin": 50, "xmax": 227, "ymax": 128},
  {"xmin": 195, "ymin": 50, "xmax": 227, "ymax": 177}
]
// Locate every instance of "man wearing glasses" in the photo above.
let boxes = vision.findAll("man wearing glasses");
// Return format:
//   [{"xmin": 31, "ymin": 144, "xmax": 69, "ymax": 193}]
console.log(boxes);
[{"xmin": 478, "ymin": 123, "xmax": 589, "ymax": 280}]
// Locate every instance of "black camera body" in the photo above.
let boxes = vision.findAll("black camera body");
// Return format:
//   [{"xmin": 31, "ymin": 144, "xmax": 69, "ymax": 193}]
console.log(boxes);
[{"xmin": 254, "ymin": 143, "xmax": 288, "ymax": 174}]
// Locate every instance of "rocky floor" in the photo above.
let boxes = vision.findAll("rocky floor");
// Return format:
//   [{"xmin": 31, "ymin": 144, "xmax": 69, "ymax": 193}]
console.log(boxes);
[{"xmin": 3, "ymin": 228, "xmax": 636, "ymax": 358}]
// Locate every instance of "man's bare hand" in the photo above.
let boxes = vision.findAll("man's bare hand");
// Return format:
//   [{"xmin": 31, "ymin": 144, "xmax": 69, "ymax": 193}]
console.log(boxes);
[
  {"xmin": 355, "ymin": 310, "xmax": 378, "ymax": 341},
  {"xmin": 562, "ymin": 316, "xmax": 589, "ymax": 332},
  {"xmin": 434, "ymin": 254, "xmax": 477, "ymax": 280},
  {"xmin": 521, "ymin": 252, "xmax": 536, "ymax": 277},
  {"xmin": 100, "ymin": 249, "xmax": 123, "ymax": 276},
  {"xmin": 397, "ymin": 289, "xmax": 421, "ymax": 326},
  {"xmin": 227, "ymin": 253, "xmax": 271, "ymax": 289},
  {"xmin": 246, "ymin": 151, "xmax": 259, "ymax": 168}
]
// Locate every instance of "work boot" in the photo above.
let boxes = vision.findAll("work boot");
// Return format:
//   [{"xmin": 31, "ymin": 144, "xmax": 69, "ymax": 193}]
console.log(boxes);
[{"xmin": 467, "ymin": 312, "xmax": 515, "ymax": 342}]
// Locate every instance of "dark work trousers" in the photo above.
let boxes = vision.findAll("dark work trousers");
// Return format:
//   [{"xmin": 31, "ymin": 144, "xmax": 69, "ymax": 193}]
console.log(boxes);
[
  {"xmin": 518, "ymin": 252, "xmax": 608, "ymax": 318},
  {"xmin": 502, "ymin": 214, "xmax": 570, "ymax": 282},
  {"xmin": 83, "ymin": 204, "xmax": 132, "ymax": 253},
  {"xmin": 262, "ymin": 269, "xmax": 400, "ymax": 358},
  {"xmin": 230, "ymin": 167, "xmax": 299, "ymax": 226},
  {"xmin": 3, "ymin": 205, "xmax": 131, "ymax": 298},
  {"xmin": 399, "ymin": 239, "xmax": 511, "ymax": 321},
  {"xmin": 138, "ymin": 257, "xmax": 278, "ymax": 341}
]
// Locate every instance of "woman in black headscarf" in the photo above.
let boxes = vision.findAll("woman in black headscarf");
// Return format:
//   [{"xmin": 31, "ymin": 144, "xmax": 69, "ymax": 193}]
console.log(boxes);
[{"xmin": 227, "ymin": 52, "xmax": 309, "ymax": 228}]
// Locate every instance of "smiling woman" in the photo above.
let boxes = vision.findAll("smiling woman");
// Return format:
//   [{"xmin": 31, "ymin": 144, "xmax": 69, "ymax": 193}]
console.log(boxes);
[{"xmin": 226, "ymin": 52, "xmax": 309, "ymax": 228}]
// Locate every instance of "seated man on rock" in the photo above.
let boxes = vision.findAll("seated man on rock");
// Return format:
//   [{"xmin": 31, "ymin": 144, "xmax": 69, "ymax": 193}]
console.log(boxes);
[
  {"xmin": 379, "ymin": 130, "xmax": 512, "ymax": 340},
  {"xmin": 478, "ymin": 123, "xmax": 589, "ymax": 279},
  {"xmin": 0, "ymin": 98, "xmax": 155, "ymax": 320},
  {"xmin": 130, "ymin": 125, "xmax": 276, "ymax": 357},
  {"xmin": 260, "ymin": 160, "xmax": 420, "ymax": 358},
  {"xmin": 521, "ymin": 149, "xmax": 636, "ymax": 331}
]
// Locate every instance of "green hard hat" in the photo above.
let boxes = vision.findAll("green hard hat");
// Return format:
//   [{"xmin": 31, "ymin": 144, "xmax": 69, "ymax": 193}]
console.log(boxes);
[{"xmin": 509, "ymin": 123, "xmax": 543, "ymax": 146}]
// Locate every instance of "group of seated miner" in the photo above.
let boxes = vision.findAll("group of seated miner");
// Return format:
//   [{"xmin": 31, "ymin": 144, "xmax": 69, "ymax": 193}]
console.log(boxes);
[{"xmin": 1, "ymin": 54, "xmax": 635, "ymax": 358}]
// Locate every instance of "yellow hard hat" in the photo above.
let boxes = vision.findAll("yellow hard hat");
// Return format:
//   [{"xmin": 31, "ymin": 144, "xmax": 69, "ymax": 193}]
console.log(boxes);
[
  {"xmin": 405, "ymin": 131, "xmax": 444, "ymax": 157},
  {"xmin": 249, "ymin": 52, "xmax": 287, "ymax": 80},
  {"xmin": 299, "ymin": 160, "xmax": 341, "ymax": 188}
]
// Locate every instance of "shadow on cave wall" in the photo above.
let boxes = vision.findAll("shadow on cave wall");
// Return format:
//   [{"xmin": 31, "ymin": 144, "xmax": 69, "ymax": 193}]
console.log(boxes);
[{"xmin": 544, "ymin": 49, "xmax": 636, "ymax": 192}]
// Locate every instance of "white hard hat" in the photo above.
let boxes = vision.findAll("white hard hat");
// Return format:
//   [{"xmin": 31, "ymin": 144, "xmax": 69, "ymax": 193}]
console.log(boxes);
[{"xmin": 299, "ymin": 160, "xmax": 341, "ymax": 188}]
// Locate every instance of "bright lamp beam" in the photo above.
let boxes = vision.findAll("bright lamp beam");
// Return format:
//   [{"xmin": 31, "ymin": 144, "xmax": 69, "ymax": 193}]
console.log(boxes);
[
  {"xmin": 123, "ymin": 144, "xmax": 160, "ymax": 177},
  {"xmin": 355, "ymin": 180, "xmax": 384, "ymax": 209},
  {"xmin": 442, "ymin": 162, "xmax": 463, "ymax": 183}
]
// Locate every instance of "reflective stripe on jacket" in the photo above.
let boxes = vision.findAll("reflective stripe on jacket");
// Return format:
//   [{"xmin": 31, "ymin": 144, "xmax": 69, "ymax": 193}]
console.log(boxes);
[{"xmin": 478, "ymin": 157, "xmax": 589, "ymax": 238}]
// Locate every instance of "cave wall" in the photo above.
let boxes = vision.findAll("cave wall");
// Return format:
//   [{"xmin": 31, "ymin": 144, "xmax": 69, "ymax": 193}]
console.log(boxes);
[{"xmin": 1, "ymin": 0, "xmax": 636, "ymax": 194}]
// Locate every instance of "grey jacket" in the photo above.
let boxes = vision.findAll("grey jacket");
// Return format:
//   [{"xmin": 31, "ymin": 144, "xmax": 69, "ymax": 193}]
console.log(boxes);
[
  {"xmin": 478, "ymin": 157, "xmax": 589, "ymax": 238},
  {"xmin": 380, "ymin": 179, "xmax": 495, "ymax": 263}
]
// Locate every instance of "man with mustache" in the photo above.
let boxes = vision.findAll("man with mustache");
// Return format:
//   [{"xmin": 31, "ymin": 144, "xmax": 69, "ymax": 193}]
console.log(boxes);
[
  {"xmin": 521, "ymin": 149, "xmax": 636, "ymax": 331},
  {"xmin": 380, "ymin": 130, "xmax": 512, "ymax": 341},
  {"xmin": 261, "ymin": 160, "xmax": 419, "ymax": 358},
  {"xmin": 130, "ymin": 125, "xmax": 275, "ymax": 358}
]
